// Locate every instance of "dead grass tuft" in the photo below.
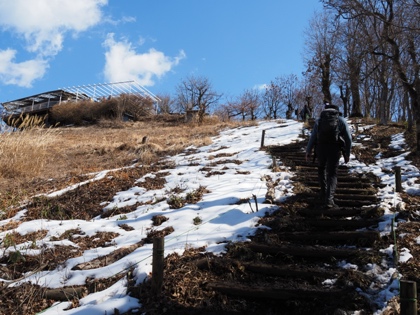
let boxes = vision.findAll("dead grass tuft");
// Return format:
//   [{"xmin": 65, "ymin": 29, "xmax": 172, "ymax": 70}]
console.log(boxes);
[
  {"xmin": 0, "ymin": 129, "xmax": 59, "ymax": 180},
  {"xmin": 135, "ymin": 142, "xmax": 163, "ymax": 153}
]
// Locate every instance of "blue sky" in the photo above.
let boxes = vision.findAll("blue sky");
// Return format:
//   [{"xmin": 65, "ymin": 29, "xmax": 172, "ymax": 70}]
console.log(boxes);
[{"xmin": 0, "ymin": 0, "xmax": 323, "ymax": 104}]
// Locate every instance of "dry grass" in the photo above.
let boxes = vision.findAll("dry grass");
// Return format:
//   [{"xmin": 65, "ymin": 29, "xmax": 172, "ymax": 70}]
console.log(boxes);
[
  {"xmin": 0, "ymin": 128, "xmax": 58, "ymax": 180},
  {"xmin": 0, "ymin": 115, "xmax": 254, "ymax": 211}
]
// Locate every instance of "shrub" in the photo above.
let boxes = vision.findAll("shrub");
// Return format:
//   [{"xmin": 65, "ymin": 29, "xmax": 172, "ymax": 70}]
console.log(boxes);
[
  {"xmin": 49, "ymin": 94, "xmax": 155, "ymax": 126},
  {"xmin": 193, "ymin": 215, "xmax": 202, "ymax": 225},
  {"xmin": 49, "ymin": 99, "xmax": 113, "ymax": 125},
  {"xmin": 167, "ymin": 194, "xmax": 186, "ymax": 209}
]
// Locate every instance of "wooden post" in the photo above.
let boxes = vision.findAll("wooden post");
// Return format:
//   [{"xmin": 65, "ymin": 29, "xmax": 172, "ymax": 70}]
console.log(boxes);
[
  {"xmin": 152, "ymin": 237, "xmax": 164, "ymax": 295},
  {"xmin": 252, "ymin": 194, "xmax": 258, "ymax": 212},
  {"xmin": 392, "ymin": 217, "xmax": 399, "ymax": 266},
  {"xmin": 260, "ymin": 130, "xmax": 266, "ymax": 148},
  {"xmin": 395, "ymin": 166, "xmax": 402, "ymax": 192},
  {"xmin": 400, "ymin": 280, "xmax": 417, "ymax": 315}
]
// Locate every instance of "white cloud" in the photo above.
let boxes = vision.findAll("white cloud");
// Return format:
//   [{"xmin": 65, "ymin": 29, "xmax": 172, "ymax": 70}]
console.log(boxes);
[
  {"xmin": 0, "ymin": 49, "xmax": 48, "ymax": 87},
  {"xmin": 103, "ymin": 15, "xmax": 136, "ymax": 27},
  {"xmin": 254, "ymin": 83, "xmax": 268, "ymax": 91},
  {"xmin": 103, "ymin": 33, "xmax": 186, "ymax": 86},
  {"xmin": 0, "ymin": 0, "xmax": 106, "ymax": 87},
  {"xmin": 137, "ymin": 36, "xmax": 146, "ymax": 46},
  {"xmin": 0, "ymin": 0, "xmax": 107, "ymax": 55},
  {"xmin": 122, "ymin": 16, "xmax": 136, "ymax": 24}
]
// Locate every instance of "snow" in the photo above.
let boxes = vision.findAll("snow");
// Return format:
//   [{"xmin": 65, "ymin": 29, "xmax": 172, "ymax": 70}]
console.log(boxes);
[{"xmin": 1, "ymin": 119, "xmax": 419, "ymax": 314}]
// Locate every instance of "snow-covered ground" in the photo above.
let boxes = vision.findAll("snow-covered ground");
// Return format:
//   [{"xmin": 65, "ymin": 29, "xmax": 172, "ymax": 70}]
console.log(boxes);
[{"xmin": 1, "ymin": 119, "xmax": 419, "ymax": 314}]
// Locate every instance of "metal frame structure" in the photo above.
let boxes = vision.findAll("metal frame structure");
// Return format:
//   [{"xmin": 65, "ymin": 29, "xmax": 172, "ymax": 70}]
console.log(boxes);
[
  {"xmin": 1, "ymin": 81, "xmax": 160, "ymax": 117},
  {"xmin": 1, "ymin": 90, "xmax": 87, "ymax": 116},
  {"xmin": 61, "ymin": 80, "xmax": 160, "ymax": 104}
]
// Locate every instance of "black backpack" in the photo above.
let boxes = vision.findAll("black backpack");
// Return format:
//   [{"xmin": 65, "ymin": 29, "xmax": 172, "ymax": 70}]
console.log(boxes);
[{"xmin": 317, "ymin": 109, "xmax": 340, "ymax": 144}]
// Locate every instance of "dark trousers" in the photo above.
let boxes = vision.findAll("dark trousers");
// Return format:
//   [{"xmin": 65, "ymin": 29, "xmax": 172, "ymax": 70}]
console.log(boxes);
[{"xmin": 316, "ymin": 144, "xmax": 341, "ymax": 204}]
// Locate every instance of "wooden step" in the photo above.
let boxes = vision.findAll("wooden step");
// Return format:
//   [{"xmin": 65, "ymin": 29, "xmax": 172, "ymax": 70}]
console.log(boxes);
[
  {"xmin": 307, "ymin": 187, "xmax": 376, "ymax": 195},
  {"xmin": 297, "ymin": 205, "xmax": 384, "ymax": 218},
  {"xmin": 242, "ymin": 262, "xmax": 343, "ymax": 279},
  {"xmin": 206, "ymin": 282, "xmax": 349, "ymax": 300},
  {"xmin": 247, "ymin": 243, "xmax": 373, "ymax": 259},
  {"xmin": 305, "ymin": 181, "xmax": 374, "ymax": 189},
  {"xmin": 304, "ymin": 193, "xmax": 378, "ymax": 202},
  {"xmin": 304, "ymin": 218, "xmax": 381, "ymax": 230},
  {"xmin": 335, "ymin": 199, "xmax": 377, "ymax": 207},
  {"xmin": 196, "ymin": 259, "xmax": 347, "ymax": 280},
  {"xmin": 301, "ymin": 175, "xmax": 372, "ymax": 183},
  {"xmin": 276, "ymin": 231, "xmax": 380, "ymax": 246}
]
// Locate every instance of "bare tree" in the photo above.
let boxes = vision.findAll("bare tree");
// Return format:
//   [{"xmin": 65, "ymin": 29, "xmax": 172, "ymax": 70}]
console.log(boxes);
[
  {"xmin": 175, "ymin": 75, "xmax": 222, "ymax": 124},
  {"xmin": 338, "ymin": 17, "xmax": 366, "ymax": 117},
  {"xmin": 261, "ymin": 74, "xmax": 299, "ymax": 120},
  {"xmin": 323, "ymin": 0, "xmax": 420, "ymax": 152},
  {"xmin": 219, "ymin": 98, "xmax": 246, "ymax": 121},
  {"xmin": 234, "ymin": 99, "xmax": 249, "ymax": 121},
  {"xmin": 279, "ymin": 74, "xmax": 299, "ymax": 119},
  {"xmin": 213, "ymin": 104, "xmax": 232, "ymax": 122},
  {"xmin": 262, "ymin": 81, "xmax": 282, "ymax": 119},
  {"xmin": 119, "ymin": 94, "xmax": 155, "ymax": 119},
  {"xmin": 304, "ymin": 10, "xmax": 341, "ymax": 105},
  {"xmin": 156, "ymin": 94, "xmax": 175, "ymax": 114},
  {"xmin": 222, "ymin": 90, "xmax": 259, "ymax": 121},
  {"xmin": 240, "ymin": 89, "xmax": 261, "ymax": 120},
  {"xmin": 297, "ymin": 72, "xmax": 325, "ymax": 118}
]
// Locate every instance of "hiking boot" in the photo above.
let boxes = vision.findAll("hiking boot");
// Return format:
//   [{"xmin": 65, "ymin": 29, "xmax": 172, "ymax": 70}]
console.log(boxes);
[
  {"xmin": 326, "ymin": 200, "xmax": 339, "ymax": 209},
  {"xmin": 317, "ymin": 190, "xmax": 326, "ymax": 205}
]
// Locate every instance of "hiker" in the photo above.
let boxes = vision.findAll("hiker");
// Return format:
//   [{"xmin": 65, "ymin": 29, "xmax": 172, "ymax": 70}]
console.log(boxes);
[
  {"xmin": 300, "ymin": 104, "xmax": 310, "ymax": 122},
  {"xmin": 286, "ymin": 103, "xmax": 293, "ymax": 119},
  {"xmin": 305, "ymin": 104, "xmax": 352, "ymax": 208}
]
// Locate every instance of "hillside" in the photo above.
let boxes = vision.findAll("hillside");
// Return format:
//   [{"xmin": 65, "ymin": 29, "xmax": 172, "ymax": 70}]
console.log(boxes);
[{"xmin": 0, "ymin": 117, "xmax": 419, "ymax": 314}]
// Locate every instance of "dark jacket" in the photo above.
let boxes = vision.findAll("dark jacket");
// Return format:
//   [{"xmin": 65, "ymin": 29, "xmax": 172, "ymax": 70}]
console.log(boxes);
[{"xmin": 306, "ymin": 110, "xmax": 352, "ymax": 157}]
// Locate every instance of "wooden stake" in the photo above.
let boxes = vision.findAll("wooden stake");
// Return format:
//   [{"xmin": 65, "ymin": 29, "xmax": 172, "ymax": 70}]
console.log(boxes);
[
  {"xmin": 395, "ymin": 166, "xmax": 402, "ymax": 192},
  {"xmin": 400, "ymin": 280, "xmax": 417, "ymax": 315},
  {"xmin": 260, "ymin": 130, "xmax": 266, "ymax": 148},
  {"xmin": 152, "ymin": 237, "xmax": 164, "ymax": 295},
  {"xmin": 252, "ymin": 194, "xmax": 258, "ymax": 212}
]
